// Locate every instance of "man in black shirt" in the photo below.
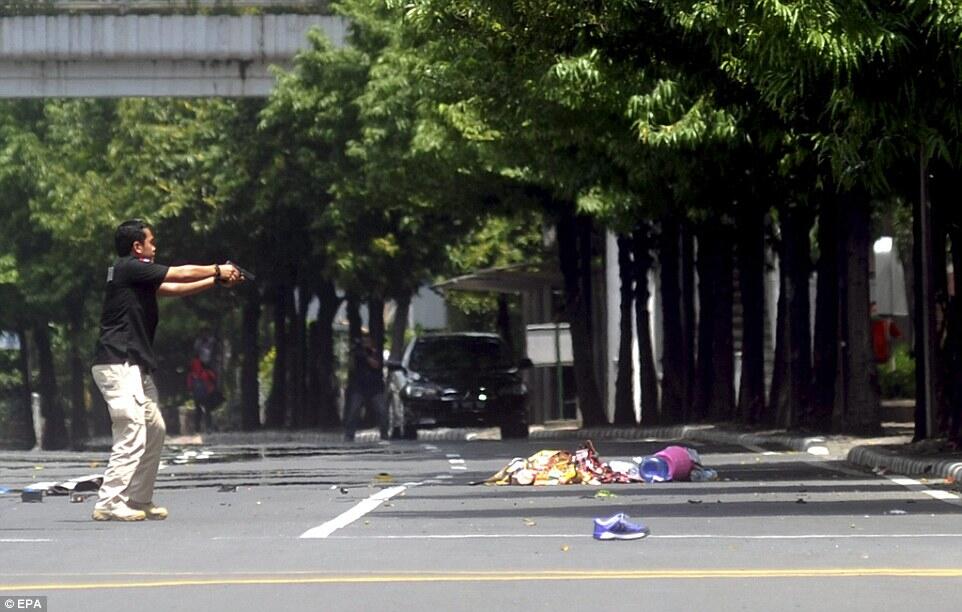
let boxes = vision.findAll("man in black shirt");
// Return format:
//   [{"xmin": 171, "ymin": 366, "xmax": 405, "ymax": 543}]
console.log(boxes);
[
  {"xmin": 91, "ymin": 219, "xmax": 243, "ymax": 521},
  {"xmin": 343, "ymin": 332, "xmax": 388, "ymax": 442}
]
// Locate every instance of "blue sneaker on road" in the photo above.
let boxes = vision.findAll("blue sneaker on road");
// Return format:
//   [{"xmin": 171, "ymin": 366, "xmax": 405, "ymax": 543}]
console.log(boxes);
[{"xmin": 593, "ymin": 513, "xmax": 650, "ymax": 540}]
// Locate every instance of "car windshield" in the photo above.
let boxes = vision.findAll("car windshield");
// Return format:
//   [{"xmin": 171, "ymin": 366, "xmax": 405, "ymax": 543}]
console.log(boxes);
[{"xmin": 409, "ymin": 336, "xmax": 513, "ymax": 372}]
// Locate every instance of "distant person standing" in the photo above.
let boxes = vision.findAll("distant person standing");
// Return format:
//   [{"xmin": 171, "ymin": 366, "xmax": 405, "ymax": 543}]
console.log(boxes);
[
  {"xmin": 871, "ymin": 301, "xmax": 902, "ymax": 364},
  {"xmin": 343, "ymin": 331, "xmax": 388, "ymax": 442},
  {"xmin": 90, "ymin": 219, "xmax": 243, "ymax": 522},
  {"xmin": 186, "ymin": 355, "xmax": 220, "ymax": 433},
  {"xmin": 193, "ymin": 327, "xmax": 216, "ymax": 367}
]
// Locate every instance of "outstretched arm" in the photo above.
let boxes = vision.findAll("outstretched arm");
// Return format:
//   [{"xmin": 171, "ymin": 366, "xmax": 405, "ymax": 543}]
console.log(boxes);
[
  {"xmin": 163, "ymin": 263, "xmax": 239, "ymax": 283},
  {"xmin": 158, "ymin": 273, "xmax": 243, "ymax": 297}
]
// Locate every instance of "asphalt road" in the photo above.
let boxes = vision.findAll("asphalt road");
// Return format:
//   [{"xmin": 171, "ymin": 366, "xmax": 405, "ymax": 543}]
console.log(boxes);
[{"xmin": 1, "ymin": 436, "xmax": 961, "ymax": 611}]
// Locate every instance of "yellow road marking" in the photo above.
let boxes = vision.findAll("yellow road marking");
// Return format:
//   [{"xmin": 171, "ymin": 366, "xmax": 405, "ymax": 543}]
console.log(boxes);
[{"xmin": 2, "ymin": 568, "xmax": 962, "ymax": 591}]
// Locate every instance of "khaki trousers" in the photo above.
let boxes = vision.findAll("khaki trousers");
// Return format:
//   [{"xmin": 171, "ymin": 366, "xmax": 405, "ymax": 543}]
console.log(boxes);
[{"xmin": 91, "ymin": 363, "xmax": 166, "ymax": 511}]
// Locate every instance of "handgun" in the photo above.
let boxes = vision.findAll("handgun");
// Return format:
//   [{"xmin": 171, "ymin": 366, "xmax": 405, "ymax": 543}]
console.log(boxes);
[{"xmin": 226, "ymin": 261, "xmax": 256, "ymax": 282}]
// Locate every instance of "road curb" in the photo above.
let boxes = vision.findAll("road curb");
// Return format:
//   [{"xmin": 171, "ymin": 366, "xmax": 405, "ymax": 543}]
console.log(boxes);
[
  {"xmin": 683, "ymin": 429, "xmax": 828, "ymax": 453},
  {"xmin": 847, "ymin": 444, "xmax": 962, "ymax": 481}
]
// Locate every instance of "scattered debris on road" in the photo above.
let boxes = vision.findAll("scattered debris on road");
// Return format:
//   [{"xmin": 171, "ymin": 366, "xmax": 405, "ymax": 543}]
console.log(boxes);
[
  {"xmin": 15, "ymin": 475, "xmax": 103, "ymax": 500},
  {"xmin": 21, "ymin": 489, "xmax": 43, "ymax": 503},
  {"xmin": 485, "ymin": 440, "xmax": 719, "ymax": 485}
]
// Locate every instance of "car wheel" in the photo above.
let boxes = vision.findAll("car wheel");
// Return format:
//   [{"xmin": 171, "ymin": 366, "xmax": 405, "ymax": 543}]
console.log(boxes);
[{"xmin": 500, "ymin": 421, "xmax": 529, "ymax": 439}]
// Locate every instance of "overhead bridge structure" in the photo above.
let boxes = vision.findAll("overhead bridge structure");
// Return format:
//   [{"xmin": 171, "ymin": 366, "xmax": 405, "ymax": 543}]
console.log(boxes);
[{"xmin": 0, "ymin": 1, "xmax": 345, "ymax": 97}]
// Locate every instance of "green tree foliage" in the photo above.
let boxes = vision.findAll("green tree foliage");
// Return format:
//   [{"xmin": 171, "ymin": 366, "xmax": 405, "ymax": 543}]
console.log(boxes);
[{"xmin": 6, "ymin": 0, "xmax": 962, "ymax": 441}]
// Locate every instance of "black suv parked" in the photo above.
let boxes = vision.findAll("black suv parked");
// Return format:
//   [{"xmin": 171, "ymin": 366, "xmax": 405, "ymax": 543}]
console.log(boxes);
[{"xmin": 387, "ymin": 333, "xmax": 531, "ymax": 439}]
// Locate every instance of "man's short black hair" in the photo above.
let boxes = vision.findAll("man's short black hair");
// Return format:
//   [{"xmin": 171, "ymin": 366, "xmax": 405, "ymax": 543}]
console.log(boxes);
[{"xmin": 114, "ymin": 219, "xmax": 151, "ymax": 256}]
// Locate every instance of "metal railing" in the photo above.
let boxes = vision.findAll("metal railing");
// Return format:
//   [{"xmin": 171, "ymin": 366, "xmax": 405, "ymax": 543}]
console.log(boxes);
[{"xmin": 0, "ymin": 1, "xmax": 332, "ymax": 15}]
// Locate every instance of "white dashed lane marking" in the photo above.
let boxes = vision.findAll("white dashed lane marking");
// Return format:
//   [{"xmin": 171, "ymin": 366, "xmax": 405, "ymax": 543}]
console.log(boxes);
[
  {"xmin": 446, "ymin": 453, "xmax": 468, "ymax": 472},
  {"xmin": 888, "ymin": 476, "xmax": 962, "ymax": 506},
  {"xmin": 300, "ymin": 485, "xmax": 408, "ymax": 539}
]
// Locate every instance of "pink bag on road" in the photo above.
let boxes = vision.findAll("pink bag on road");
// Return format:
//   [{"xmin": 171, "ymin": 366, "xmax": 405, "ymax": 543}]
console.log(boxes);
[{"xmin": 653, "ymin": 446, "xmax": 695, "ymax": 481}]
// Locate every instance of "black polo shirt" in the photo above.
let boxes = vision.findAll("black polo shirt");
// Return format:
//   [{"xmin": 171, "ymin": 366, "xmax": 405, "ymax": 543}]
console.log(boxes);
[{"xmin": 92, "ymin": 256, "xmax": 170, "ymax": 372}]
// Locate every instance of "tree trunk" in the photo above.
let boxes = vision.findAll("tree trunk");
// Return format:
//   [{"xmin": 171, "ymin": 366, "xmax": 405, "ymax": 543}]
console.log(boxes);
[
  {"xmin": 694, "ymin": 228, "xmax": 717, "ymax": 422},
  {"xmin": 811, "ymin": 197, "xmax": 839, "ymax": 431},
  {"xmin": 369, "ymin": 297, "xmax": 386, "ymax": 357},
  {"xmin": 834, "ymin": 193, "xmax": 882, "ymax": 433},
  {"xmin": 363, "ymin": 297, "xmax": 386, "ymax": 429},
  {"xmin": 633, "ymin": 227, "xmax": 660, "ymax": 425},
  {"xmin": 694, "ymin": 225, "xmax": 736, "ymax": 422},
  {"xmin": 613, "ymin": 234, "xmax": 636, "ymax": 425},
  {"xmin": 682, "ymin": 225, "xmax": 697, "ymax": 418},
  {"xmin": 68, "ymin": 309, "xmax": 88, "ymax": 448},
  {"xmin": 316, "ymin": 280, "xmax": 341, "ymax": 428},
  {"xmin": 240, "ymin": 284, "xmax": 261, "ymax": 430},
  {"xmin": 305, "ymin": 283, "xmax": 321, "ymax": 430},
  {"xmin": 10, "ymin": 327, "xmax": 36, "ymax": 449},
  {"xmin": 289, "ymin": 282, "xmax": 307, "ymax": 429},
  {"xmin": 659, "ymin": 217, "xmax": 687, "ymax": 423},
  {"xmin": 929, "ymin": 176, "xmax": 952, "ymax": 434},
  {"xmin": 346, "ymin": 293, "xmax": 362, "ymax": 399},
  {"xmin": 556, "ymin": 207, "xmax": 606, "ymax": 426},
  {"xmin": 265, "ymin": 284, "xmax": 289, "ymax": 428},
  {"xmin": 496, "ymin": 294, "xmax": 513, "ymax": 354},
  {"xmin": 34, "ymin": 322, "xmax": 68, "ymax": 449},
  {"xmin": 912, "ymin": 175, "xmax": 928, "ymax": 439},
  {"xmin": 771, "ymin": 207, "xmax": 813, "ymax": 429},
  {"xmin": 737, "ymin": 204, "xmax": 767, "ymax": 425},
  {"xmin": 390, "ymin": 293, "xmax": 411, "ymax": 362},
  {"xmin": 709, "ymin": 229, "xmax": 736, "ymax": 421},
  {"xmin": 788, "ymin": 207, "xmax": 814, "ymax": 428},
  {"xmin": 947, "ymin": 209, "xmax": 962, "ymax": 441},
  {"xmin": 913, "ymin": 156, "xmax": 939, "ymax": 439},
  {"xmin": 767, "ymin": 268, "xmax": 788, "ymax": 427}
]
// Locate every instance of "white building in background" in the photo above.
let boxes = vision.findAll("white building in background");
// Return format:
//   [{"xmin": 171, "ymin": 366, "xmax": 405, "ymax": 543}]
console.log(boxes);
[
  {"xmin": 306, "ymin": 285, "xmax": 448, "ymax": 334},
  {"xmin": 408, "ymin": 287, "xmax": 448, "ymax": 331},
  {"xmin": 871, "ymin": 236, "xmax": 910, "ymax": 317},
  {"xmin": 0, "ymin": 331, "xmax": 19, "ymax": 351}
]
